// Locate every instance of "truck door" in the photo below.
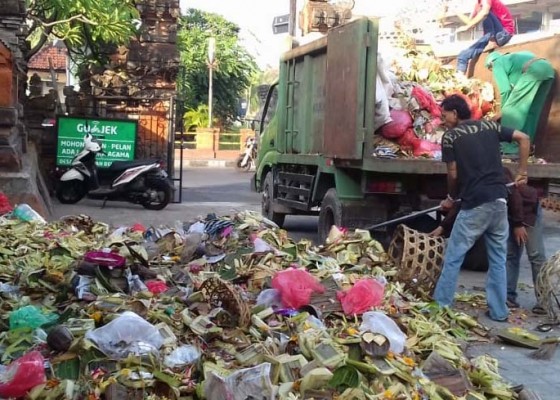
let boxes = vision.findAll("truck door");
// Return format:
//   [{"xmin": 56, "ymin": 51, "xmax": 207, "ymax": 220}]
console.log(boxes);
[{"xmin": 323, "ymin": 17, "xmax": 378, "ymax": 159}]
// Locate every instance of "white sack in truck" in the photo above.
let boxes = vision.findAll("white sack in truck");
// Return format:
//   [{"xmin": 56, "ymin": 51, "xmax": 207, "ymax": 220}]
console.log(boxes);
[{"xmin": 375, "ymin": 74, "xmax": 392, "ymax": 130}]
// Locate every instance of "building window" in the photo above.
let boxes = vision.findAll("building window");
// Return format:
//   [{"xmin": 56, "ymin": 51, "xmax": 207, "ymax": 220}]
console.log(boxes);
[{"xmin": 515, "ymin": 11, "xmax": 543, "ymax": 34}]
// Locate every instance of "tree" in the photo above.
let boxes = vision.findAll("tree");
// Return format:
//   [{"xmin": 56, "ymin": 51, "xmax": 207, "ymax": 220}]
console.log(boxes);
[
  {"xmin": 177, "ymin": 9, "xmax": 258, "ymax": 127},
  {"xmin": 25, "ymin": 0, "xmax": 140, "ymax": 66}
]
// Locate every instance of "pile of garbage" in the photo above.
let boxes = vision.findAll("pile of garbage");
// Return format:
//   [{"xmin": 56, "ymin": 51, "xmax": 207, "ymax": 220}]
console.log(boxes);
[
  {"xmin": 0, "ymin": 205, "xmax": 521, "ymax": 399},
  {"xmin": 373, "ymin": 51, "xmax": 495, "ymax": 160}
]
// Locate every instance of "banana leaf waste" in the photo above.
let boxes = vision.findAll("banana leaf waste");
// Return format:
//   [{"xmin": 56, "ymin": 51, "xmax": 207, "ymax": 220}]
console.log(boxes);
[{"xmin": 0, "ymin": 206, "xmax": 528, "ymax": 400}]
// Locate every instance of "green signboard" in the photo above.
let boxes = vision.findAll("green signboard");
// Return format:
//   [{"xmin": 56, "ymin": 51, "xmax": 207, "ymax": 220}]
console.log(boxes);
[{"xmin": 56, "ymin": 116, "xmax": 138, "ymax": 168}]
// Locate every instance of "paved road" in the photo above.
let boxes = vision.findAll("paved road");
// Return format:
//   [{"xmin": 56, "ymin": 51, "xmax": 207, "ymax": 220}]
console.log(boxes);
[
  {"xmin": 51, "ymin": 168, "xmax": 319, "ymax": 240},
  {"xmin": 49, "ymin": 167, "xmax": 560, "ymax": 399}
]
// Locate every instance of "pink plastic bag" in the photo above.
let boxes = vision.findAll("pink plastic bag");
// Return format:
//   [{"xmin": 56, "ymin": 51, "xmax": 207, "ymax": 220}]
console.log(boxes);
[
  {"xmin": 146, "ymin": 280, "xmax": 169, "ymax": 295},
  {"xmin": 0, "ymin": 351, "xmax": 46, "ymax": 398},
  {"xmin": 411, "ymin": 86, "xmax": 441, "ymax": 117},
  {"xmin": 413, "ymin": 139, "xmax": 441, "ymax": 157},
  {"xmin": 337, "ymin": 279, "xmax": 385, "ymax": 315},
  {"xmin": 271, "ymin": 268, "xmax": 325, "ymax": 309},
  {"xmin": 379, "ymin": 110, "xmax": 413, "ymax": 139}
]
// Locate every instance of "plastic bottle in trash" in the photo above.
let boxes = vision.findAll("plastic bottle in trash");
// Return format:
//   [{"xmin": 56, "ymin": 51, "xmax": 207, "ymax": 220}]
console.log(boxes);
[{"xmin": 13, "ymin": 204, "xmax": 46, "ymax": 224}]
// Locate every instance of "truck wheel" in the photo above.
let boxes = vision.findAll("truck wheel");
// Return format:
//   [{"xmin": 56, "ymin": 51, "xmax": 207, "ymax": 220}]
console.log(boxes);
[
  {"xmin": 318, "ymin": 188, "xmax": 342, "ymax": 243},
  {"xmin": 262, "ymin": 172, "xmax": 286, "ymax": 227}
]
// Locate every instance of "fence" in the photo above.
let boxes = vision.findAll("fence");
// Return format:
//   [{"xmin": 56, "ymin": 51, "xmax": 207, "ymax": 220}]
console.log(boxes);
[{"xmin": 175, "ymin": 128, "xmax": 255, "ymax": 160}]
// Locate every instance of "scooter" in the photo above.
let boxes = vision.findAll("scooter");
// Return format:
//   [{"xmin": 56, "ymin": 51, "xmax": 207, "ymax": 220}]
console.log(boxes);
[
  {"xmin": 56, "ymin": 134, "xmax": 174, "ymax": 210},
  {"xmin": 235, "ymin": 136, "xmax": 257, "ymax": 172}
]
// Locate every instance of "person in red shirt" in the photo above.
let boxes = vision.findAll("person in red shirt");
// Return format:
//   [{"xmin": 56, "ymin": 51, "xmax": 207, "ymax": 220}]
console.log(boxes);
[{"xmin": 452, "ymin": 0, "xmax": 515, "ymax": 74}]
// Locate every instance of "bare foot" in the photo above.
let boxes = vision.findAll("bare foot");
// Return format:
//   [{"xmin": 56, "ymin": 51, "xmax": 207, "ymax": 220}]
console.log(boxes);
[{"xmin": 484, "ymin": 41, "xmax": 498, "ymax": 52}]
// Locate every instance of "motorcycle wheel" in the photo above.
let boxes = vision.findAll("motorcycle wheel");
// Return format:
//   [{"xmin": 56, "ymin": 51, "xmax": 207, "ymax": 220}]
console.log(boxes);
[
  {"xmin": 235, "ymin": 154, "xmax": 252, "ymax": 172},
  {"xmin": 142, "ymin": 180, "xmax": 172, "ymax": 210},
  {"xmin": 56, "ymin": 180, "xmax": 86, "ymax": 204}
]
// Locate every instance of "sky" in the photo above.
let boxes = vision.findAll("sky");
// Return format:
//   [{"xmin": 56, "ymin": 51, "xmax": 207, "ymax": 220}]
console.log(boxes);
[{"xmin": 179, "ymin": 0, "xmax": 409, "ymax": 68}]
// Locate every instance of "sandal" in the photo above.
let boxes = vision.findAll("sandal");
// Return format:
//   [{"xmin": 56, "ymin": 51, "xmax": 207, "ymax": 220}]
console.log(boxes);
[{"xmin": 532, "ymin": 305, "xmax": 547, "ymax": 315}]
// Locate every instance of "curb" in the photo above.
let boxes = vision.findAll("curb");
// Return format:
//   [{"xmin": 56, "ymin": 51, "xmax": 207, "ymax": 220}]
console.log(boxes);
[{"xmin": 174, "ymin": 159, "xmax": 238, "ymax": 168}]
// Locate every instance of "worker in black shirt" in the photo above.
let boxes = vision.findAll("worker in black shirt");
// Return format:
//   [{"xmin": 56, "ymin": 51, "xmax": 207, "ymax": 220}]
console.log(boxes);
[{"xmin": 433, "ymin": 94, "xmax": 530, "ymax": 322}]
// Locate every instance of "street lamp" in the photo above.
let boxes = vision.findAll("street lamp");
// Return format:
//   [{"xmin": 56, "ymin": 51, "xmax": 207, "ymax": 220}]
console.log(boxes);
[{"xmin": 207, "ymin": 37, "xmax": 216, "ymax": 128}]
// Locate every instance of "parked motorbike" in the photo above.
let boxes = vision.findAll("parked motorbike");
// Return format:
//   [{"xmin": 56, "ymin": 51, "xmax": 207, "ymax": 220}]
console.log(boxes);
[
  {"xmin": 56, "ymin": 134, "xmax": 174, "ymax": 210},
  {"xmin": 235, "ymin": 136, "xmax": 257, "ymax": 172}
]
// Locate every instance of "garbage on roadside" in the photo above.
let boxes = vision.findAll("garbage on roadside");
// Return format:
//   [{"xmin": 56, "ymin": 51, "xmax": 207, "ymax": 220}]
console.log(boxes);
[{"xmin": 0, "ymin": 208, "xmax": 521, "ymax": 399}]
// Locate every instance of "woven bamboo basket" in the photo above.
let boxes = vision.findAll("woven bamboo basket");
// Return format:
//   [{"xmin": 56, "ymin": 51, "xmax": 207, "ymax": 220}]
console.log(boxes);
[
  {"xmin": 199, "ymin": 277, "xmax": 251, "ymax": 328},
  {"xmin": 388, "ymin": 224, "xmax": 445, "ymax": 296},
  {"xmin": 536, "ymin": 251, "xmax": 560, "ymax": 321}
]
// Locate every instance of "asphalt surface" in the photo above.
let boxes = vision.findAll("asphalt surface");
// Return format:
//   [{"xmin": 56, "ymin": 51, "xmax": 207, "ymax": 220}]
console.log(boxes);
[{"xmin": 50, "ymin": 167, "xmax": 560, "ymax": 399}]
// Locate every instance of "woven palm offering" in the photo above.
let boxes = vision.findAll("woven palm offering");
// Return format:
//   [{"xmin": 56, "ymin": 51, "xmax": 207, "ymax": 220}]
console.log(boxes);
[
  {"xmin": 199, "ymin": 277, "xmax": 251, "ymax": 328},
  {"xmin": 388, "ymin": 224, "xmax": 445, "ymax": 296},
  {"xmin": 536, "ymin": 251, "xmax": 560, "ymax": 321}
]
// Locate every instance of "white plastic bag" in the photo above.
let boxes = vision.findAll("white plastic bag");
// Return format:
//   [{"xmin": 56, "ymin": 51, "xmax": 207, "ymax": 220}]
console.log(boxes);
[
  {"xmin": 85, "ymin": 311, "xmax": 164, "ymax": 359},
  {"xmin": 359, "ymin": 311, "xmax": 406, "ymax": 354},
  {"xmin": 256, "ymin": 289, "xmax": 282, "ymax": 308},
  {"xmin": 204, "ymin": 363, "xmax": 276, "ymax": 400},
  {"xmin": 164, "ymin": 345, "xmax": 201, "ymax": 368}
]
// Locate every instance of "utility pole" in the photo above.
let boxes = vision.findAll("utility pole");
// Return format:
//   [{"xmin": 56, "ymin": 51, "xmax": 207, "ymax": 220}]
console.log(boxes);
[
  {"xmin": 207, "ymin": 37, "xmax": 216, "ymax": 128},
  {"xmin": 289, "ymin": 0, "xmax": 297, "ymax": 37}
]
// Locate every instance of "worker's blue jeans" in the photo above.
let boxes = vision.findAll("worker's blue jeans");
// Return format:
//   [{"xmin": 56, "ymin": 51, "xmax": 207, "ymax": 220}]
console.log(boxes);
[
  {"xmin": 434, "ymin": 200, "xmax": 509, "ymax": 320},
  {"xmin": 457, "ymin": 13, "xmax": 513, "ymax": 73},
  {"xmin": 506, "ymin": 204, "xmax": 546, "ymax": 303}
]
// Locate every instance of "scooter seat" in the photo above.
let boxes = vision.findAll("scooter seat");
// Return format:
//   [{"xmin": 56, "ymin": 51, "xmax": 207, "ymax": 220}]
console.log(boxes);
[{"xmin": 109, "ymin": 159, "xmax": 160, "ymax": 172}]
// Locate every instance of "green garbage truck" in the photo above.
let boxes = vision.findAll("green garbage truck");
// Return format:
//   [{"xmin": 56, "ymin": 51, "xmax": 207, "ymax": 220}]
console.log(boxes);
[{"xmin": 253, "ymin": 17, "xmax": 560, "ymax": 242}]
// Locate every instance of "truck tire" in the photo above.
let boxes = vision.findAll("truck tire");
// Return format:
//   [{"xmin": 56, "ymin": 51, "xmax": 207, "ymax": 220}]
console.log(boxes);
[
  {"xmin": 262, "ymin": 172, "xmax": 286, "ymax": 227},
  {"xmin": 318, "ymin": 188, "xmax": 342, "ymax": 244}
]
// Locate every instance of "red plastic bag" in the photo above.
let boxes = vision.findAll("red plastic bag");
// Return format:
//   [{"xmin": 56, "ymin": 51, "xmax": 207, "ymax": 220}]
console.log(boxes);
[
  {"xmin": 413, "ymin": 139, "xmax": 441, "ymax": 157},
  {"xmin": 0, "ymin": 351, "xmax": 46, "ymax": 398},
  {"xmin": 397, "ymin": 128, "xmax": 421, "ymax": 151},
  {"xmin": 379, "ymin": 110, "xmax": 413, "ymax": 139},
  {"xmin": 271, "ymin": 268, "xmax": 325, "ymax": 309},
  {"xmin": 337, "ymin": 279, "xmax": 385, "ymax": 315},
  {"xmin": 0, "ymin": 192, "xmax": 12, "ymax": 215},
  {"xmin": 146, "ymin": 280, "xmax": 168, "ymax": 295},
  {"xmin": 411, "ymin": 86, "xmax": 441, "ymax": 117}
]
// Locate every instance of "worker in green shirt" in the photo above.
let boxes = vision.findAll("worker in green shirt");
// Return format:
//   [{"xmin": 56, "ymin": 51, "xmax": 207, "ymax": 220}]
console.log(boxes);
[{"xmin": 485, "ymin": 51, "xmax": 555, "ymax": 154}]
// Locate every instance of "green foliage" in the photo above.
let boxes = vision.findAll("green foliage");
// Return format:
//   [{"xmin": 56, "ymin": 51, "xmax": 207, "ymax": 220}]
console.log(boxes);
[
  {"xmin": 26, "ymin": 0, "xmax": 140, "ymax": 66},
  {"xmin": 177, "ymin": 9, "xmax": 258, "ymax": 127},
  {"xmin": 184, "ymin": 104, "xmax": 209, "ymax": 131}
]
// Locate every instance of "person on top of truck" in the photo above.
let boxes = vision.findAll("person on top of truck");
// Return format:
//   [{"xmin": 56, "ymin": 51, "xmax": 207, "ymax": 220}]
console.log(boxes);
[
  {"xmin": 431, "ymin": 167, "xmax": 547, "ymax": 315},
  {"xmin": 485, "ymin": 51, "xmax": 556, "ymax": 155},
  {"xmin": 450, "ymin": 0, "xmax": 515, "ymax": 75},
  {"xmin": 432, "ymin": 94, "xmax": 530, "ymax": 322}
]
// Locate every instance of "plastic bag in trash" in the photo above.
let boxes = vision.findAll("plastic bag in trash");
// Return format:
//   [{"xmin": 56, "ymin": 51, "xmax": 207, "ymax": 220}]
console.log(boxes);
[
  {"xmin": 256, "ymin": 289, "xmax": 282, "ymax": 309},
  {"xmin": 272, "ymin": 268, "xmax": 325, "ymax": 309},
  {"xmin": 359, "ymin": 311, "xmax": 407, "ymax": 354},
  {"xmin": 0, "ymin": 351, "xmax": 46, "ymax": 398},
  {"xmin": 85, "ymin": 311, "xmax": 164, "ymax": 359},
  {"xmin": 164, "ymin": 345, "xmax": 201, "ymax": 368},
  {"xmin": 337, "ymin": 278, "xmax": 385, "ymax": 316},
  {"xmin": 9, "ymin": 305, "xmax": 58, "ymax": 330},
  {"xmin": 12, "ymin": 204, "xmax": 46, "ymax": 224},
  {"xmin": 204, "ymin": 363, "xmax": 276, "ymax": 400}
]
